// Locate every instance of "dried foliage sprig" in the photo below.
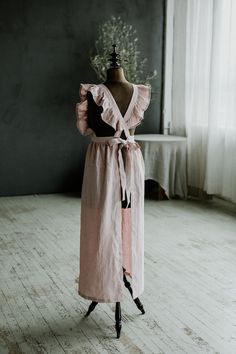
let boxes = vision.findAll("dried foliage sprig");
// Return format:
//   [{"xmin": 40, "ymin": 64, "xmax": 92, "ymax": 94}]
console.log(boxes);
[{"xmin": 90, "ymin": 16, "xmax": 157, "ymax": 85}]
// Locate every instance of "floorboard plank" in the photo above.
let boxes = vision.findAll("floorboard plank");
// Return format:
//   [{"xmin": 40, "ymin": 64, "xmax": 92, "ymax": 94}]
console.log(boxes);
[{"xmin": 0, "ymin": 193, "xmax": 235, "ymax": 353}]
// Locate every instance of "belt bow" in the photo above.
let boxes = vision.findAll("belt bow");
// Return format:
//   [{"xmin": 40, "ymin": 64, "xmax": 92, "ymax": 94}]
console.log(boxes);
[
  {"xmin": 91, "ymin": 134, "xmax": 140, "ymax": 208},
  {"xmin": 107, "ymin": 136, "xmax": 140, "ymax": 207}
]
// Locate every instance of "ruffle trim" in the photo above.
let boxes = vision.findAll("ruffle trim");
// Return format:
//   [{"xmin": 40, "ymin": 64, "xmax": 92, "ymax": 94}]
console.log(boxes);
[
  {"xmin": 76, "ymin": 83, "xmax": 151, "ymax": 135},
  {"xmin": 76, "ymin": 84, "xmax": 94, "ymax": 136},
  {"xmin": 76, "ymin": 83, "xmax": 118, "ymax": 135},
  {"xmin": 126, "ymin": 84, "xmax": 151, "ymax": 128}
]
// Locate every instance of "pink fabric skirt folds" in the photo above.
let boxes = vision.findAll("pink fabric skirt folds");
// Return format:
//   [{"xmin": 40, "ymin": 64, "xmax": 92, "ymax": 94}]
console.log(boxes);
[{"xmin": 75, "ymin": 83, "xmax": 151, "ymax": 302}]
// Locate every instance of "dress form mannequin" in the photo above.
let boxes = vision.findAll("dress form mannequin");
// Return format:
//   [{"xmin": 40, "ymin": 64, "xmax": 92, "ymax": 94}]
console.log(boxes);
[
  {"xmin": 84, "ymin": 45, "xmax": 145, "ymax": 339},
  {"xmin": 103, "ymin": 67, "xmax": 136, "ymax": 137},
  {"xmin": 86, "ymin": 51, "xmax": 135, "ymax": 137}
]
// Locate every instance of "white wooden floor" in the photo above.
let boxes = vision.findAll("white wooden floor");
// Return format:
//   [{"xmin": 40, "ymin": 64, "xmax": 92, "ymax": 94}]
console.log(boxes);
[{"xmin": 0, "ymin": 193, "xmax": 235, "ymax": 354}]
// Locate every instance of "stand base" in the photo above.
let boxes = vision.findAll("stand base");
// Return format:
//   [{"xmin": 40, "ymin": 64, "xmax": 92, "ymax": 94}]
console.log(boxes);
[{"xmin": 84, "ymin": 267, "xmax": 145, "ymax": 338}]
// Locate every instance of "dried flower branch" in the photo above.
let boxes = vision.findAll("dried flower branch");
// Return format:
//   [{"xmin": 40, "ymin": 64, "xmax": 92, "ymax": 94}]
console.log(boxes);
[{"xmin": 90, "ymin": 16, "xmax": 157, "ymax": 85}]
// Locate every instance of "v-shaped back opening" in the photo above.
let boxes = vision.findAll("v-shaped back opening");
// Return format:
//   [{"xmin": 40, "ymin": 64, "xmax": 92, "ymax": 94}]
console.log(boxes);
[{"xmin": 100, "ymin": 83, "xmax": 136, "ymax": 122}]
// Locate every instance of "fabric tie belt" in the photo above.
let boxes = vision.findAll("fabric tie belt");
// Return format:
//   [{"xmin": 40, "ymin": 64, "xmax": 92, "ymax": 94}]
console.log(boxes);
[{"xmin": 91, "ymin": 134, "xmax": 140, "ymax": 207}]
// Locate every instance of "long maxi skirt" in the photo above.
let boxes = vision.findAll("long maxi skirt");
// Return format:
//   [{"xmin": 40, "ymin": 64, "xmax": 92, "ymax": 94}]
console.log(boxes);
[{"xmin": 77, "ymin": 137, "xmax": 145, "ymax": 303}]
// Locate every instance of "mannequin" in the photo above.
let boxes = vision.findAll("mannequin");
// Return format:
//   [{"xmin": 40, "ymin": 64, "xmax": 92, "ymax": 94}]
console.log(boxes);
[
  {"xmin": 88, "ymin": 48, "xmax": 135, "ymax": 210},
  {"xmin": 103, "ymin": 67, "xmax": 136, "ymax": 138},
  {"xmin": 84, "ymin": 45, "xmax": 145, "ymax": 339}
]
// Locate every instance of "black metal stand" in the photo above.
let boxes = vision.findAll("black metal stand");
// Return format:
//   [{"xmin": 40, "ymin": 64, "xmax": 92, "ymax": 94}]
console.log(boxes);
[
  {"xmin": 85, "ymin": 301, "xmax": 98, "ymax": 317},
  {"xmin": 84, "ymin": 267, "xmax": 145, "ymax": 338},
  {"xmin": 115, "ymin": 302, "xmax": 122, "ymax": 338},
  {"xmin": 123, "ymin": 267, "xmax": 145, "ymax": 314}
]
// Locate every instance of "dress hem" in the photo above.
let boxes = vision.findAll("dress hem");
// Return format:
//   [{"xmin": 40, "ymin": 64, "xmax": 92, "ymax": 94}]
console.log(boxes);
[{"xmin": 78, "ymin": 290, "xmax": 124, "ymax": 303}]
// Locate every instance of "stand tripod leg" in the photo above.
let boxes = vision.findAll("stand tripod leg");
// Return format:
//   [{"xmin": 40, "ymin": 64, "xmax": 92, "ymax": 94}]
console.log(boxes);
[
  {"xmin": 115, "ymin": 302, "xmax": 122, "ymax": 338},
  {"xmin": 133, "ymin": 297, "xmax": 145, "ymax": 314},
  {"xmin": 123, "ymin": 268, "xmax": 133, "ymax": 298},
  {"xmin": 85, "ymin": 301, "xmax": 98, "ymax": 317},
  {"xmin": 122, "ymin": 267, "xmax": 145, "ymax": 314}
]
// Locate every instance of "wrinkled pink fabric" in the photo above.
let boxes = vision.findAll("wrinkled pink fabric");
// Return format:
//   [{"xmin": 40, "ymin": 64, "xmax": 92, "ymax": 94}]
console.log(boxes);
[
  {"xmin": 122, "ymin": 208, "xmax": 132, "ymax": 276},
  {"xmin": 75, "ymin": 83, "xmax": 151, "ymax": 302}
]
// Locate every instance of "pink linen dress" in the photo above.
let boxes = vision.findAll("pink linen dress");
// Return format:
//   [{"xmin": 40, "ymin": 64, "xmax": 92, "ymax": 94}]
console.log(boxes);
[{"xmin": 75, "ymin": 83, "xmax": 151, "ymax": 303}]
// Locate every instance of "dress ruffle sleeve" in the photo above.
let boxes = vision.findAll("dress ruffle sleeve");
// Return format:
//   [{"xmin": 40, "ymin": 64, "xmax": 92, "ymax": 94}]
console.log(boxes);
[
  {"xmin": 76, "ymin": 84, "xmax": 94, "ymax": 136},
  {"xmin": 76, "ymin": 83, "xmax": 119, "ymax": 135},
  {"xmin": 89, "ymin": 85, "xmax": 118, "ymax": 130},
  {"xmin": 127, "ymin": 84, "xmax": 151, "ymax": 128},
  {"xmin": 76, "ymin": 83, "xmax": 151, "ymax": 134}
]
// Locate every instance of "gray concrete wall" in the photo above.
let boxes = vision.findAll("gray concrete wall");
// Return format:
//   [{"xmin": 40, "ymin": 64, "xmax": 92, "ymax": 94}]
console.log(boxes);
[{"xmin": 0, "ymin": 0, "xmax": 165, "ymax": 196}]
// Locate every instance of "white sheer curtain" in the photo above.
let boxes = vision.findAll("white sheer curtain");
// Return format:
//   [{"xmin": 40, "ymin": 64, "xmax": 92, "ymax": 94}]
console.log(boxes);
[
  {"xmin": 204, "ymin": 1, "xmax": 236, "ymax": 202},
  {"xmin": 171, "ymin": 0, "xmax": 236, "ymax": 202}
]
